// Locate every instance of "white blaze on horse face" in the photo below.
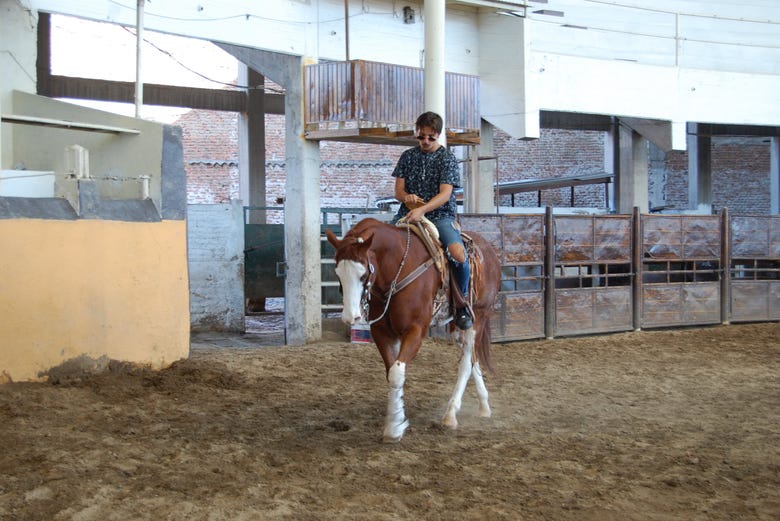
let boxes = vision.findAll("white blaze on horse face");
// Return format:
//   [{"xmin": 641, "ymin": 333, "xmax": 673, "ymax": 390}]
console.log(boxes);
[{"xmin": 335, "ymin": 259, "xmax": 366, "ymax": 325}]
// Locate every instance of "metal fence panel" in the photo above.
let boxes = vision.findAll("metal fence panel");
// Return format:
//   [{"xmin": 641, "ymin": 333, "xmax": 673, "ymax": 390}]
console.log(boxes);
[
  {"xmin": 640, "ymin": 214, "xmax": 722, "ymax": 329},
  {"xmin": 731, "ymin": 282, "xmax": 780, "ymax": 321},
  {"xmin": 492, "ymin": 292, "xmax": 545, "ymax": 342},
  {"xmin": 641, "ymin": 282, "xmax": 721, "ymax": 327},
  {"xmin": 729, "ymin": 215, "xmax": 780, "ymax": 322},
  {"xmin": 555, "ymin": 287, "xmax": 632, "ymax": 336},
  {"xmin": 461, "ymin": 214, "xmax": 546, "ymax": 341},
  {"xmin": 553, "ymin": 215, "xmax": 633, "ymax": 336}
]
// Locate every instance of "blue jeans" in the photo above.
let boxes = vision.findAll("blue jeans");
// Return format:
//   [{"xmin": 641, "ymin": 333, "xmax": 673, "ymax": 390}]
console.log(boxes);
[{"xmin": 433, "ymin": 218, "xmax": 470, "ymax": 300}]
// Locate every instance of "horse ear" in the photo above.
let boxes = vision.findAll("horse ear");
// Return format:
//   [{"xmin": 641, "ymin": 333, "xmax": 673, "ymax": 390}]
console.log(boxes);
[
  {"xmin": 358, "ymin": 233, "xmax": 374, "ymax": 249},
  {"xmin": 325, "ymin": 228, "xmax": 341, "ymax": 248}
]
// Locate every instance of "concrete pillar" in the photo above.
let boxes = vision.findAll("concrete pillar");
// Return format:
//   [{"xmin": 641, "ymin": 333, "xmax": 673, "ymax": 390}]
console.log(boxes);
[
  {"xmin": 217, "ymin": 44, "xmax": 322, "ymax": 345},
  {"xmin": 615, "ymin": 121, "xmax": 649, "ymax": 214},
  {"xmin": 238, "ymin": 66, "xmax": 267, "ymax": 223},
  {"xmin": 604, "ymin": 121, "xmax": 617, "ymax": 212},
  {"xmin": 770, "ymin": 136, "xmax": 779, "ymax": 214},
  {"xmin": 424, "ymin": 0, "xmax": 446, "ymax": 145},
  {"xmin": 687, "ymin": 123, "xmax": 712, "ymax": 213},
  {"xmin": 283, "ymin": 66, "xmax": 322, "ymax": 345},
  {"xmin": 476, "ymin": 119, "xmax": 496, "ymax": 213}
]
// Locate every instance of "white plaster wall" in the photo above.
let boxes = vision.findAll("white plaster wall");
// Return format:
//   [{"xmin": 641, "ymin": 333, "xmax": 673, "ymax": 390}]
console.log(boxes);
[
  {"xmin": 0, "ymin": 0, "xmax": 38, "ymax": 169},
  {"xmin": 23, "ymin": 0, "xmax": 780, "ymax": 143},
  {"xmin": 187, "ymin": 201, "xmax": 245, "ymax": 332}
]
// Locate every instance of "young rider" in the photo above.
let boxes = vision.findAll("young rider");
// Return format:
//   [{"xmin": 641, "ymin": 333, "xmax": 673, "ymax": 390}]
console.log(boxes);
[{"xmin": 391, "ymin": 111, "xmax": 472, "ymax": 330}]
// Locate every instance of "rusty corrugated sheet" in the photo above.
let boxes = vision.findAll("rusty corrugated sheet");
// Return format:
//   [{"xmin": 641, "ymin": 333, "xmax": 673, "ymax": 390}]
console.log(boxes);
[
  {"xmin": 731, "ymin": 215, "xmax": 780, "ymax": 258},
  {"xmin": 641, "ymin": 282, "xmax": 721, "ymax": 327},
  {"xmin": 731, "ymin": 282, "xmax": 780, "ymax": 321},
  {"xmin": 643, "ymin": 215, "xmax": 720, "ymax": 260},
  {"xmin": 304, "ymin": 60, "xmax": 479, "ymax": 131},
  {"xmin": 555, "ymin": 287, "xmax": 632, "ymax": 336},
  {"xmin": 555, "ymin": 215, "xmax": 631, "ymax": 263}
]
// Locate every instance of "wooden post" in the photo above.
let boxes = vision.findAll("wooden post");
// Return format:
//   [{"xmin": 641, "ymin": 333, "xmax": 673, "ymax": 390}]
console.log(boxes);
[
  {"xmin": 544, "ymin": 206, "xmax": 556, "ymax": 339},
  {"xmin": 721, "ymin": 207, "xmax": 731, "ymax": 325},
  {"xmin": 632, "ymin": 206, "xmax": 642, "ymax": 331}
]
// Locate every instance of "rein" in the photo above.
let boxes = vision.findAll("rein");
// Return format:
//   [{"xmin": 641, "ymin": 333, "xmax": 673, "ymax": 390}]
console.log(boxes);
[{"xmin": 363, "ymin": 225, "xmax": 416, "ymax": 325}]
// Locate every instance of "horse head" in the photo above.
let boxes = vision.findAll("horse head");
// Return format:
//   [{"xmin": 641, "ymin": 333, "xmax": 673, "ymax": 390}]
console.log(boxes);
[{"xmin": 325, "ymin": 228, "xmax": 375, "ymax": 325}]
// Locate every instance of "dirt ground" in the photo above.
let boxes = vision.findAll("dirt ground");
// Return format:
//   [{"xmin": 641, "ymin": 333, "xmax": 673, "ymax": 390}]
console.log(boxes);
[{"xmin": 1, "ymin": 322, "xmax": 778, "ymax": 521}]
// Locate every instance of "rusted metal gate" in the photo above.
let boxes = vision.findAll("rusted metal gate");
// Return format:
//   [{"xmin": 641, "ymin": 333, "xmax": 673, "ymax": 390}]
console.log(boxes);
[
  {"xmin": 460, "ymin": 214, "xmax": 546, "ymax": 341},
  {"xmin": 729, "ymin": 214, "xmax": 780, "ymax": 321},
  {"xmin": 638, "ymin": 214, "xmax": 722, "ymax": 328},
  {"xmin": 552, "ymin": 214, "xmax": 634, "ymax": 336}
]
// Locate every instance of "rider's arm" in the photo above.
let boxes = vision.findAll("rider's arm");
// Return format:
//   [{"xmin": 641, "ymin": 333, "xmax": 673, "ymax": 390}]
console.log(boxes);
[
  {"xmin": 395, "ymin": 178, "xmax": 424, "ymax": 208},
  {"xmin": 405, "ymin": 183, "xmax": 453, "ymax": 222}
]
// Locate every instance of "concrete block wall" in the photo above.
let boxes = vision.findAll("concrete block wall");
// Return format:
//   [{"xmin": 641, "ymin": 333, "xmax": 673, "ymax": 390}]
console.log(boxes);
[{"xmin": 187, "ymin": 201, "xmax": 245, "ymax": 332}]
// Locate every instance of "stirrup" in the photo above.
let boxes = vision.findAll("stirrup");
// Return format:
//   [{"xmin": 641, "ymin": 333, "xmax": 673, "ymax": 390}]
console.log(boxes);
[{"xmin": 454, "ymin": 307, "xmax": 473, "ymax": 330}]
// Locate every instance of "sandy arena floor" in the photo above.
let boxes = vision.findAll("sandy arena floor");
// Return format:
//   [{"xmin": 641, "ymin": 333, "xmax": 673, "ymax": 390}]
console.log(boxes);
[{"xmin": 1, "ymin": 322, "xmax": 778, "ymax": 520}]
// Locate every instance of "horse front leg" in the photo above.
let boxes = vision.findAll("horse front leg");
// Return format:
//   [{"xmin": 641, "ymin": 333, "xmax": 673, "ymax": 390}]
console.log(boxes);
[
  {"xmin": 442, "ymin": 328, "xmax": 476, "ymax": 429},
  {"xmin": 383, "ymin": 359, "xmax": 409, "ymax": 443}
]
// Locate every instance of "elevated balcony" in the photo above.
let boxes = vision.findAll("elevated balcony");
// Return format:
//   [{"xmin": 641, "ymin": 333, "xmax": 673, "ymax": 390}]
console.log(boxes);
[{"xmin": 304, "ymin": 60, "xmax": 480, "ymax": 146}]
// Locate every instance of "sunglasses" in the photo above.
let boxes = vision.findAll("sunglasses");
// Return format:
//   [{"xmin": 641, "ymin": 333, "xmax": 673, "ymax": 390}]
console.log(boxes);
[{"xmin": 415, "ymin": 134, "xmax": 438, "ymax": 142}]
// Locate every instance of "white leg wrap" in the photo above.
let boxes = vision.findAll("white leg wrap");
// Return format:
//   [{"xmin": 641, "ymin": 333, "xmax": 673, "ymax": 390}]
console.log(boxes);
[
  {"xmin": 383, "ymin": 361, "xmax": 408, "ymax": 443},
  {"xmin": 442, "ymin": 329, "xmax": 476, "ymax": 429}
]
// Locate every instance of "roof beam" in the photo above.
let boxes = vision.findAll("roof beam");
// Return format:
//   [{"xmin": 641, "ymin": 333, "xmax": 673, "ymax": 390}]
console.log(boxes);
[{"xmin": 40, "ymin": 75, "xmax": 284, "ymax": 114}]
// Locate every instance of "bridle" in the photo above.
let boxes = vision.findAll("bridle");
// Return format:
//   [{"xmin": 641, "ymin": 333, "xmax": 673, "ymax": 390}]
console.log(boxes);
[{"xmin": 357, "ymin": 225, "xmax": 413, "ymax": 325}]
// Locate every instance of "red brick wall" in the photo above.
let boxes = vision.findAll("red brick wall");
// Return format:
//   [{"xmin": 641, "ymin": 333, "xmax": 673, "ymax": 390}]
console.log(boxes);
[
  {"xmin": 657, "ymin": 139, "xmax": 771, "ymax": 214},
  {"xmin": 494, "ymin": 129, "xmax": 606, "ymax": 208},
  {"xmin": 177, "ymin": 109, "xmax": 772, "ymax": 215},
  {"xmin": 179, "ymin": 110, "xmax": 239, "ymax": 204}
]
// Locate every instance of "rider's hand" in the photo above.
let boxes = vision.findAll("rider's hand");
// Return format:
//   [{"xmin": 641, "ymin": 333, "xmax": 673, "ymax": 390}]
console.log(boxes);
[
  {"xmin": 404, "ymin": 194, "xmax": 424, "ymax": 209},
  {"xmin": 407, "ymin": 207, "xmax": 425, "ymax": 223}
]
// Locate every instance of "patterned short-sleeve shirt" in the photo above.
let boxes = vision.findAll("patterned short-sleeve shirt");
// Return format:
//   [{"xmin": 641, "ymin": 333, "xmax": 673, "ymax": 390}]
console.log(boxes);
[{"xmin": 392, "ymin": 146, "xmax": 461, "ymax": 222}]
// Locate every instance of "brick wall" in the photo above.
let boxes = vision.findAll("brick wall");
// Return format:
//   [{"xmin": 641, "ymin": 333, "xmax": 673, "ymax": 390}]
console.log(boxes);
[
  {"xmin": 494, "ymin": 128, "xmax": 607, "ymax": 208},
  {"xmin": 657, "ymin": 138, "xmax": 771, "ymax": 214},
  {"xmin": 176, "ymin": 109, "xmax": 773, "ymax": 215}
]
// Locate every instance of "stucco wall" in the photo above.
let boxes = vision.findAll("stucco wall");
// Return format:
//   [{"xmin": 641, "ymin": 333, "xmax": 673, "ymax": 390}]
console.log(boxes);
[
  {"xmin": 187, "ymin": 201, "xmax": 244, "ymax": 332},
  {"xmin": 0, "ymin": 219, "xmax": 190, "ymax": 383}
]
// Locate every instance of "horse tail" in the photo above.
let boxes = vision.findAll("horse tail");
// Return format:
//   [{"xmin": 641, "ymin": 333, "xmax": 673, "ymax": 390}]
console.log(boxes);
[{"xmin": 474, "ymin": 316, "xmax": 495, "ymax": 375}]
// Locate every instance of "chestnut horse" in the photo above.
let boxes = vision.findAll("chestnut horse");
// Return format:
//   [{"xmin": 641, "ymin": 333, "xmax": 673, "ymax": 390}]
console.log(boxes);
[{"xmin": 325, "ymin": 218, "xmax": 501, "ymax": 442}]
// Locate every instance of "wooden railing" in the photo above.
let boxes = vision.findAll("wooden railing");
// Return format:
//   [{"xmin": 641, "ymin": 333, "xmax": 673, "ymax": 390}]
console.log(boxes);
[{"xmin": 304, "ymin": 60, "xmax": 479, "ymax": 135}]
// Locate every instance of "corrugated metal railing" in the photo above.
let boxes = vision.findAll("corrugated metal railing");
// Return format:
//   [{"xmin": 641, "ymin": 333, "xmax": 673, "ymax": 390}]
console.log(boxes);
[{"xmin": 304, "ymin": 60, "xmax": 479, "ymax": 131}]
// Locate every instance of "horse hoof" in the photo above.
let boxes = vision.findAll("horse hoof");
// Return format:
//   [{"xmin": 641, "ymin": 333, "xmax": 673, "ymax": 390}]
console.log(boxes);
[
  {"xmin": 382, "ymin": 433, "xmax": 403, "ymax": 444},
  {"xmin": 382, "ymin": 419, "xmax": 409, "ymax": 443},
  {"xmin": 441, "ymin": 414, "xmax": 458, "ymax": 430}
]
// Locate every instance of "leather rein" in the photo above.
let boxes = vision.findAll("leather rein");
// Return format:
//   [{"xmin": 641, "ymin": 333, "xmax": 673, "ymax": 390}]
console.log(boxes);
[{"xmin": 361, "ymin": 225, "xmax": 436, "ymax": 325}]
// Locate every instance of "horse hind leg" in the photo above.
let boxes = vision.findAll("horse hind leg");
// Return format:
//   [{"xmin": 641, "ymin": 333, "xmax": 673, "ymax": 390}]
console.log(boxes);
[
  {"xmin": 383, "ymin": 360, "xmax": 409, "ymax": 443},
  {"xmin": 471, "ymin": 361, "xmax": 491, "ymax": 418},
  {"xmin": 442, "ymin": 328, "xmax": 476, "ymax": 429}
]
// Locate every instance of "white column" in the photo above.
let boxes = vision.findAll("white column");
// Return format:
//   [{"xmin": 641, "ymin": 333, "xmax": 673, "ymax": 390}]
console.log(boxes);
[
  {"xmin": 687, "ymin": 124, "xmax": 712, "ymax": 213},
  {"xmin": 424, "ymin": 0, "xmax": 446, "ymax": 146},
  {"xmin": 134, "ymin": 0, "xmax": 144, "ymax": 118},
  {"xmin": 616, "ymin": 122, "xmax": 649, "ymax": 214}
]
